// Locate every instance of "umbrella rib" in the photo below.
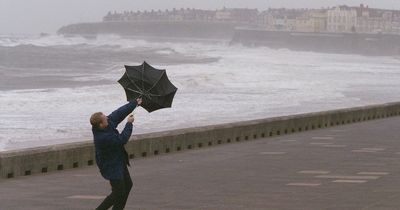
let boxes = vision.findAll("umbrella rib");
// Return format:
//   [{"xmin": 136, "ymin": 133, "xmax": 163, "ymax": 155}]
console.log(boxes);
[
  {"xmin": 145, "ymin": 93, "xmax": 161, "ymax": 97},
  {"xmin": 127, "ymin": 88, "xmax": 144, "ymax": 95},
  {"xmin": 144, "ymin": 71, "xmax": 165, "ymax": 95},
  {"xmin": 141, "ymin": 63, "xmax": 145, "ymax": 95},
  {"xmin": 126, "ymin": 74, "xmax": 145, "ymax": 94},
  {"xmin": 127, "ymin": 88, "xmax": 160, "ymax": 98},
  {"xmin": 142, "ymin": 93, "xmax": 166, "ymax": 109}
]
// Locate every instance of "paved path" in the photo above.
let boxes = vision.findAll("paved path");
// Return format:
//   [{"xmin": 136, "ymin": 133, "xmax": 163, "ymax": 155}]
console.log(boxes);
[{"xmin": 1, "ymin": 117, "xmax": 400, "ymax": 210}]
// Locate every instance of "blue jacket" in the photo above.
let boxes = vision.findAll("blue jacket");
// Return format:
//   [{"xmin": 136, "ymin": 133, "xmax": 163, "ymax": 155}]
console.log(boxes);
[{"xmin": 92, "ymin": 101, "xmax": 137, "ymax": 180}]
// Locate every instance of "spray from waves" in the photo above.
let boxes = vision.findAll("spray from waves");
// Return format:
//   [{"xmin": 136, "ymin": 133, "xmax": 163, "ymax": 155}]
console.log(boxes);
[
  {"xmin": 0, "ymin": 33, "xmax": 234, "ymax": 64},
  {"xmin": 2, "ymin": 33, "xmax": 399, "ymax": 63},
  {"xmin": 0, "ymin": 33, "xmax": 225, "ymax": 49},
  {"xmin": 0, "ymin": 34, "xmax": 85, "ymax": 47},
  {"xmin": 0, "ymin": 34, "xmax": 148, "ymax": 47}
]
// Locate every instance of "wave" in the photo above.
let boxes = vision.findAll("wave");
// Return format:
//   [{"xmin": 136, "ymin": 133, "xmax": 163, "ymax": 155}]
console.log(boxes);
[
  {"xmin": 0, "ymin": 34, "xmax": 232, "ymax": 65},
  {"xmin": 0, "ymin": 34, "xmax": 151, "ymax": 47},
  {"xmin": 0, "ymin": 33, "xmax": 223, "ymax": 49}
]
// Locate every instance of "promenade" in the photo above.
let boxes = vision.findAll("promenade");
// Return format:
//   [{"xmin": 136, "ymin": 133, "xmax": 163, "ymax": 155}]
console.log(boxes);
[{"xmin": 1, "ymin": 117, "xmax": 400, "ymax": 210}]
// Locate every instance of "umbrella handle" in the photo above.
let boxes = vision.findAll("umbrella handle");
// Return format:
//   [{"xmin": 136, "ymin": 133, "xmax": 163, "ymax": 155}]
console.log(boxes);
[
  {"xmin": 132, "ymin": 95, "xmax": 142, "ymax": 113},
  {"xmin": 136, "ymin": 95, "xmax": 143, "ymax": 106}
]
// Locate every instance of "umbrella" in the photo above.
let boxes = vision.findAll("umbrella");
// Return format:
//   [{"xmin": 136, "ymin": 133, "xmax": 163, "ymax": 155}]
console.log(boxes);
[{"xmin": 118, "ymin": 61, "xmax": 178, "ymax": 113}]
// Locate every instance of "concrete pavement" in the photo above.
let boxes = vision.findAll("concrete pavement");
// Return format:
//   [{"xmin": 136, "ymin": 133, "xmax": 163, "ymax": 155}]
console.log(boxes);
[{"xmin": 1, "ymin": 117, "xmax": 400, "ymax": 210}]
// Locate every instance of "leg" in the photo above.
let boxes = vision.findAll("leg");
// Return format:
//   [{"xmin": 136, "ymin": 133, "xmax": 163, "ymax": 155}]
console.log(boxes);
[
  {"xmin": 124, "ymin": 166, "xmax": 133, "ymax": 196},
  {"xmin": 115, "ymin": 167, "xmax": 133, "ymax": 210},
  {"xmin": 96, "ymin": 180, "xmax": 125, "ymax": 210}
]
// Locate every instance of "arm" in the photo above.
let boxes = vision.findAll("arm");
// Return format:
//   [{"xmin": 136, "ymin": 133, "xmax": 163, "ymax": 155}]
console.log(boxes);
[
  {"xmin": 108, "ymin": 113, "xmax": 135, "ymax": 145},
  {"xmin": 111, "ymin": 122, "xmax": 133, "ymax": 145},
  {"xmin": 118, "ymin": 122, "xmax": 133, "ymax": 145},
  {"xmin": 107, "ymin": 101, "xmax": 137, "ymax": 127}
]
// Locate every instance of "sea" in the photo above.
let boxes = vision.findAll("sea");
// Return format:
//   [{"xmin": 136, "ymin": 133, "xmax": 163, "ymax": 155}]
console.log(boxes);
[{"xmin": 1, "ymin": 34, "xmax": 400, "ymax": 151}]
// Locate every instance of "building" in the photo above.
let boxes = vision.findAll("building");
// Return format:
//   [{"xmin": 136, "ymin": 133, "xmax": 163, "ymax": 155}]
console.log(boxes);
[
  {"xmin": 259, "ymin": 9, "xmax": 305, "ymax": 31},
  {"xmin": 355, "ymin": 4, "xmax": 399, "ymax": 34},
  {"xmin": 102, "ymin": 6, "xmax": 400, "ymax": 34},
  {"xmin": 327, "ymin": 6, "xmax": 357, "ymax": 33},
  {"xmin": 257, "ymin": 11, "xmax": 274, "ymax": 28},
  {"xmin": 215, "ymin": 9, "xmax": 231, "ymax": 21},
  {"xmin": 215, "ymin": 8, "xmax": 258, "ymax": 23},
  {"xmin": 291, "ymin": 9, "xmax": 327, "ymax": 32},
  {"xmin": 393, "ymin": 14, "xmax": 400, "ymax": 34},
  {"xmin": 309, "ymin": 10, "xmax": 328, "ymax": 32},
  {"xmin": 295, "ymin": 14, "xmax": 313, "ymax": 32}
]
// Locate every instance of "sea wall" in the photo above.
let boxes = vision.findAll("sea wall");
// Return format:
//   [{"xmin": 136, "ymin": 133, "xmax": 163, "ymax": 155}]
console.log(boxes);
[
  {"xmin": 2, "ymin": 102, "xmax": 400, "ymax": 179},
  {"xmin": 231, "ymin": 28, "xmax": 400, "ymax": 56}
]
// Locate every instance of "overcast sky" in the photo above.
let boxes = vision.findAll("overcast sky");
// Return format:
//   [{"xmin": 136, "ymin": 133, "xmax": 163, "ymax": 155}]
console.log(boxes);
[{"xmin": 0, "ymin": 0, "xmax": 399, "ymax": 34}]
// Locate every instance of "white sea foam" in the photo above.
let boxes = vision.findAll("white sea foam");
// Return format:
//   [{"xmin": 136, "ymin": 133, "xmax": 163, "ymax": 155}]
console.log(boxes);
[
  {"xmin": 0, "ymin": 34, "xmax": 132, "ymax": 47},
  {"xmin": 0, "ymin": 34, "xmax": 207, "ymax": 49},
  {"xmin": 1, "ymin": 35, "xmax": 400, "ymax": 151}
]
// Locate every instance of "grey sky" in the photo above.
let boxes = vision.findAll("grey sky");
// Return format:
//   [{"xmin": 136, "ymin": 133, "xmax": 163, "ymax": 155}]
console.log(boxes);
[{"xmin": 0, "ymin": 0, "xmax": 399, "ymax": 34}]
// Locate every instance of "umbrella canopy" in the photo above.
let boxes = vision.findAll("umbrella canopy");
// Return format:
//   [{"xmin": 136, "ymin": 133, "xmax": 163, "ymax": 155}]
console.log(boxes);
[{"xmin": 118, "ymin": 61, "xmax": 178, "ymax": 113}]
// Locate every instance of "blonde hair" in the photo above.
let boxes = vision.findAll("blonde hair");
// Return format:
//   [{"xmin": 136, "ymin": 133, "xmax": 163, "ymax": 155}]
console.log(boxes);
[{"xmin": 90, "ymin": 112, "xmax": 103, "ymax": 128}]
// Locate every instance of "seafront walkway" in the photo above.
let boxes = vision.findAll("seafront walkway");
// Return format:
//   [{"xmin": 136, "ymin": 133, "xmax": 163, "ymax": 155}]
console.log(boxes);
[{"xmin": 1, "ymin": 117, "xmax": 400, "ymax": 210}]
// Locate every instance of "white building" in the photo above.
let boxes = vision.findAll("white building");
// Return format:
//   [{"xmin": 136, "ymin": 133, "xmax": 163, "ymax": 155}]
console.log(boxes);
[{"xmin": 327, "ymin": 6, "xmax": 357, "ymax": 33}]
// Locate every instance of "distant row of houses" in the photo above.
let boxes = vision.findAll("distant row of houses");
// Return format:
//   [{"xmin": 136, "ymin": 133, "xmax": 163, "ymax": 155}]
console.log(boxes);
[{"xmin": 103, "ymin": 5, "xmax": 400, "ymax": 34}]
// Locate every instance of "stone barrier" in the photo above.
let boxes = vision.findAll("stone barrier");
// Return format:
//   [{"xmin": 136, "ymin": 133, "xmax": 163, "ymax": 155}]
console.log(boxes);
[{"xmin": 1, "ymin": 102, "xmax": 400, "ymax": 179}]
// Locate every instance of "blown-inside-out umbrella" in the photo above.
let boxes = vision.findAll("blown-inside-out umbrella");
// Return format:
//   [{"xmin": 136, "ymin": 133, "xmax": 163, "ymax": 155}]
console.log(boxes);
[{"xmin": 118, "ymin": 61, "xmax": 178, "ymax": 113}]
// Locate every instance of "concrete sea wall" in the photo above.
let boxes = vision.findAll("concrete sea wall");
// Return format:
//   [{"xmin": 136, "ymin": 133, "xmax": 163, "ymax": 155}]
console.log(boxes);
[
  {"xmin": 2, "ymin": 102, "xmax": 400, "ymax": 179},
  {"xmin": 231, "ymin": 28, "xmax": 400, "ymax": 56}
]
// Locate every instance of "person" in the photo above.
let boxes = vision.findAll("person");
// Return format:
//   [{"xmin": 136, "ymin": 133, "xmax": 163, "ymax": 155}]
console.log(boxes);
[{"xmin": 90, "ymin": 98, "xmax": 142, "ymax": 210}]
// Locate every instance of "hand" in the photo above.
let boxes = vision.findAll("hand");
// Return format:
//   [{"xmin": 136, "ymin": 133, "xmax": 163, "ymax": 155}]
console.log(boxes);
[
  {"xmin": 136, "ymin": 97, "xmax": 143, "ymax": 106},
  {"xmin": 127, "ymin": 114, "xmax": 135, "ymax": 123}
]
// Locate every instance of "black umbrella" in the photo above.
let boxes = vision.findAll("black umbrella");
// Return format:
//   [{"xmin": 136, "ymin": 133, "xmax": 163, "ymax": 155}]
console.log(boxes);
[{"xmin": 118, "ymin": 61, "xmax": 178, "ymax": 113}]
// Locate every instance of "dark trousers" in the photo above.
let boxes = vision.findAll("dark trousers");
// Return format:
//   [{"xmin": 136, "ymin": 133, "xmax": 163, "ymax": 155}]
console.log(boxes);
[{"xmin": 96, "ymin": 166, "xmax": 133, "ymax": 210}]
